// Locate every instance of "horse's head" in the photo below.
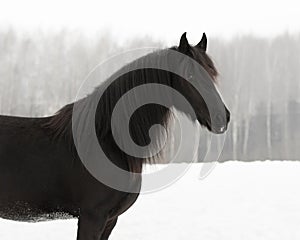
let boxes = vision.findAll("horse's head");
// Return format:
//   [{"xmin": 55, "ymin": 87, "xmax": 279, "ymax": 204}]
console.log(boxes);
[{"xmin": 172, "ymin": 32, "xmax": 230, "ymax": 134}]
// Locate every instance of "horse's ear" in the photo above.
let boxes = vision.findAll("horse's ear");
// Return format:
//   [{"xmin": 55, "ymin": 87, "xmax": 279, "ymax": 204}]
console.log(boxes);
[
  {"xmin": 196, "ymin": 33, "xmax": 207, "ymax": 52},
  {"xmin": 178, "ymin": 32, "xmax": 190, "ymax": 53}
]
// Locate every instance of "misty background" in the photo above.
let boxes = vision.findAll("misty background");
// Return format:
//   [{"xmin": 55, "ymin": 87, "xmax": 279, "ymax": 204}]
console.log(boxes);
[{"xmin": 0, "ymin": 29, "xmax": 299, "ymax": 162}]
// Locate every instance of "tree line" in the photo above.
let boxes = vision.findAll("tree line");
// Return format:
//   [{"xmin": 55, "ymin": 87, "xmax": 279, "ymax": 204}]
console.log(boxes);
[{"xmin": 0, "ymin": 29, "xmax": 299, "ymax": 161}]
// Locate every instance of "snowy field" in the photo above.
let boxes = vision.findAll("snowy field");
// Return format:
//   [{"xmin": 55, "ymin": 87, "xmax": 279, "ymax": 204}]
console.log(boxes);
[{"xmin": 1, "ymin": 161, "xmax": 300, "ymax": 240}]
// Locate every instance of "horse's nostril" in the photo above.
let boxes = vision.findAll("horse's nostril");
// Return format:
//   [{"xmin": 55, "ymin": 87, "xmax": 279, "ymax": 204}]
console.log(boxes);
[
  {"xmin": 226, "ymin": 112, "xmax": 230, "ymax": 123},
  {"xmin": 225, "ymin": 108, "xmax": 230, "ymax": 123}
]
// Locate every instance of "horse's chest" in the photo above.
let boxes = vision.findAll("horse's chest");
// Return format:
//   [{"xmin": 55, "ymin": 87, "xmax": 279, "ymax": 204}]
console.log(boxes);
[
  {"xmin": 111, "ymin": 193, "xmax": 140, "ymax": 217},
  {"xmin": 109, "ymin": 180, "xmax": 141, "ymax": 218}
]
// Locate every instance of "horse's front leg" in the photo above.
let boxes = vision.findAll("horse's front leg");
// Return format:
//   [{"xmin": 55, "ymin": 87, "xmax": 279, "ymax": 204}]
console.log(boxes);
[{"xmin": 76, "ymin": 209, "xmax": 108, "ymax": 240}]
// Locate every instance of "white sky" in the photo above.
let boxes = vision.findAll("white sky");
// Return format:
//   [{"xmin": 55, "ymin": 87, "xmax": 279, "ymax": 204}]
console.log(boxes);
[{"xmin": 0, "ymin": 0, "xmax": 299, "ymax": 45}]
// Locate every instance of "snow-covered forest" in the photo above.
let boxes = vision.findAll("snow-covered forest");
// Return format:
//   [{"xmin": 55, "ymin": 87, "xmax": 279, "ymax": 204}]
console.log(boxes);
[{"xmin": 0, "ymin": 29, "xmax": 299, "ymax": 162}]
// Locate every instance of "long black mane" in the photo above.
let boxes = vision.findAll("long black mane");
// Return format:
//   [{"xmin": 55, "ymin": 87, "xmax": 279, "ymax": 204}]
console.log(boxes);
[
  {"xmin": 45, "ymin": 49, "xmax": 175, "ymax": 172},
  {"xmin": 44, "ymin": 45, "xmax": 218, "ymax": 173}
]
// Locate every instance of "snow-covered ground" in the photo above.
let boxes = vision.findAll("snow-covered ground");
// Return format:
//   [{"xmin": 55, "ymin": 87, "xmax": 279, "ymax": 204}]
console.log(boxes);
[{"xmin": 1, "ymin": 161, "xmax": 300, "ymax": 240}]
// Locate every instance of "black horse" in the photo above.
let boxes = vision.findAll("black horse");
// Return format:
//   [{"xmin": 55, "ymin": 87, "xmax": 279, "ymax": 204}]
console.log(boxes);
[{"xmin": 0, "ymin": 33, "xmax": 230, "ymax": 239}]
